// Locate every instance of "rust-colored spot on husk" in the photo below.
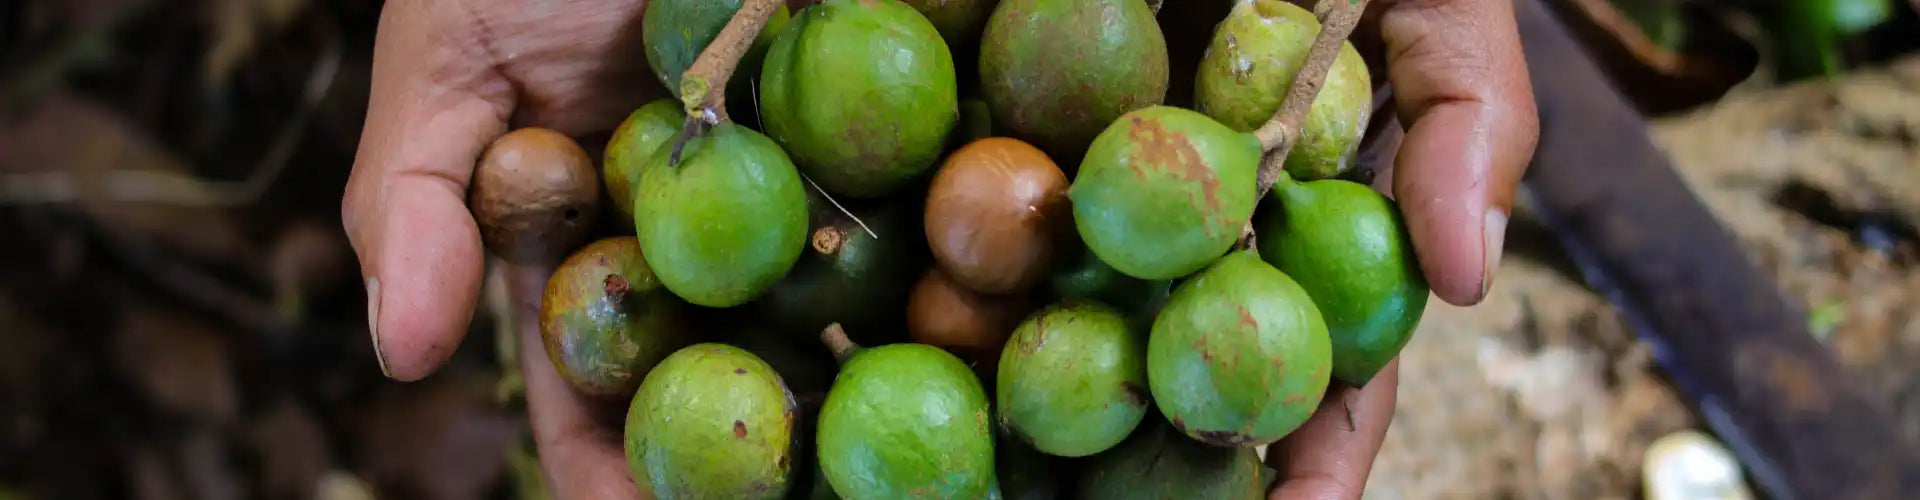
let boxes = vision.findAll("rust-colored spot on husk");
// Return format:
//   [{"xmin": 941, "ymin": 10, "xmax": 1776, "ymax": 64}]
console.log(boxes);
[
  {"xmin": 734, "ymin": 420, "xmax": 748, "ymax": 438},
  {"xmin": 1126, "ymin": 115, "xmax": 1224, "ymax": 235},
  {"xmin": 735, "ymin": 368, "xmax": 748, "ymax": 375},
  {"xmin": 1121, "ymin": 381, "xmax": 1150, "ymax": 407}
]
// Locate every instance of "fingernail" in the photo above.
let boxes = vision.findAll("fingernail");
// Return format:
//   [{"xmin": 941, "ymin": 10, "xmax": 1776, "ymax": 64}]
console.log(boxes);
[
  {"xmin": 1480, "ymin": 208, "xmax": 1509, "ymax": 300},
  {"xmin": 366, "ymin": 276, "xmax": 391, "ymax": 378}
]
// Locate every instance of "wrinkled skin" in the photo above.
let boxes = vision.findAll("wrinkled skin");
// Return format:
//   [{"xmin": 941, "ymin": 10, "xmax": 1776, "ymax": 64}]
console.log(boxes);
[
  {"xmin": 343, "ymin": 0, "xmax": 1537, "ymax": 495},
  {"xmin": 759, "ymin": 0, "xmax": 958, "ymax": 198},
  {"xmin": 539, "ymin": 236, "xmax": 694, "ymax": 399},
  {"xmin": 1148, "ymin": 250, "xmax": 1332, "ymax": 447},
  {"xmin": 1257, "ymin": 176, "xmax": 1428, "ymax": 386},
  {"xmin": 979, "ymin": 0, "xmax": 1168, "ymax": 163},
  {"xmin": 1196, "ymin": 0, "xmax": 1373, "ymax": 181},
  {"xmin": 817, "ymin": 343, "xmax": 995, "ymax": 499},
  {"xmin": 625, "ymin": 343, "xmax": 798, "ymax": 499},
  {"xmin": 1070, "ymin": 106, "xmax": 1261, "ymax": 281},
  {"xmin": 634, "ymin": 122, "xmax": 809, "ymax": 308},
  {"xmin": 603, "ymin": 99, "xmax": 683, "ymax": 223},
  {"xmin": 996, "ymin": 300, "xmax": 1149, "ymax": 457}
]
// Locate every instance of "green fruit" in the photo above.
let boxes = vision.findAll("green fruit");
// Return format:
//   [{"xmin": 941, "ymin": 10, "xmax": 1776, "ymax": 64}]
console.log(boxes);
[
  {"xmin": 1147, "ymin": 250, "xmax": 1331, "ymax": 447},
  {"xmin": 625, "ymin": 344, "xmax": 798, "ymax": 499},
  {"xmin": 635, "ymin": 123, "xmax": 809, "ymax": 308},
  {"xmin": 1048, "ymin": 246, "xmax": 1172, "ymax": 314},
  {"xmin": 605, "ymin": 100, "xmax": 685, "ymax": 223},
  {"xmin": 539, "ymin": 236, "xmax": 695, "ymax": 398},
  {"xmin": 816, "ymin": 332, "xmax": 995, "ymax": 499},
  {"xmin": 1075, "ymin": 422, "xmax": 1266, "ymax": 500},
  {"xmin": 753, "ymin": 191, "xmax": 926, "ymax": 341},
  {"xmin": 980, "ymin": 0, "xmax": 1168, "ymax": 161},
  {"xmin": 957, "ymin": 98, "xmax": 995, "ymax": 146},
  {"xmin": 1194, "ymin": 0, "xmax": 1372, "ymax": 181},
  {"xmin": 901, "ymin": 0, "xmax": 997, "ymax": 48},
  {"xmin": 996, "ymin": 301, "xmax": 1148, "ymax": 457},
  {"xmin": 760, "ymin": 0, "xmax": 959, "ymax": 198},
  {"xmin": 1255, "ymin": 176, "xmax": 1427, "ymax": 386},
  {"xmin": 1069, "ymin": 106, "xmax": 1261, "ymax": 280},
  {"xmin": 642, "ymin": 0, "xmax": 791, "ymax": 127}
]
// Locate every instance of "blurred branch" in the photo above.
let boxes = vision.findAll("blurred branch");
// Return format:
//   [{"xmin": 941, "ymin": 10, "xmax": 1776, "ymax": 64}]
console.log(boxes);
[{"xmin": 0, "ymin": 7, "xmax": 342, "ymax": 208}]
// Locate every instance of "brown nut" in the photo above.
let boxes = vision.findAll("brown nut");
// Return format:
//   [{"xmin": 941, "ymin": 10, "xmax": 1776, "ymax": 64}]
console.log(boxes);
[
  {"xmin": 906, "ymin": 266, "xmax": 1033, "ymax": 371},
  {"xmin": 924, "ymin": 137, "xmax": 1072, "ymax": 295},
  {"xmin": 469, "ymin": 127, "xmax": 601, "ymax": 263}
]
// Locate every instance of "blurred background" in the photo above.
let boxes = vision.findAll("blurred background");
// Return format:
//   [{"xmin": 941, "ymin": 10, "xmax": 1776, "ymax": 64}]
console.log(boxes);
[{"xmin": 0, "ymin": 0, "xmax": 1915, "ymax": 499}]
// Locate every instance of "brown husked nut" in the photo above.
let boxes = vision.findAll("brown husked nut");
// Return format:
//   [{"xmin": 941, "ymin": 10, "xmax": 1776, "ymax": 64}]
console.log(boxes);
[
  {"xmin": 905, "ymin": 266, "xmax": 1033, "ymax": 372},
  {"xmin": 468, "ymin": 127, "xmax": 601, "ymax": 263},
  {"xmin": 924, "ymin": 137, "xmax": 1073, "ymax": 295}
]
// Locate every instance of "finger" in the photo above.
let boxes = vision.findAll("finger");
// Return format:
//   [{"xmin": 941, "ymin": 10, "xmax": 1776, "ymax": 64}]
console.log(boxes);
[
  {"xmin": 342, "ymin": 1, "xmax": 514, "ymax": 381},
  {"xmin": 1266, "ymin": 361, "xmax": 1400, "ymax": 500},
  {"xmin": 1378, "ymin": 0, "xmax": 1539, "ymax": 306},
  {"xmin": 506, "ymin": 261, "xmax": 647, "ymax": 500}
]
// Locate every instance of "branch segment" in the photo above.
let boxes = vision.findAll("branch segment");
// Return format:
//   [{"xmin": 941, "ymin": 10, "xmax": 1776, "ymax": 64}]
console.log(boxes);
[
  {"xmin": 668, "ymin": 0, "xmax": 784, "ymax": 167},
  {"xmin": 1238, "ymin": 0, "xmax": 1371, "ymax": 249}
]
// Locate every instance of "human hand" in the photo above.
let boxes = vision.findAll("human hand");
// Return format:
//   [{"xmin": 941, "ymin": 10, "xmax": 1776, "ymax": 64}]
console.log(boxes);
[
  {"xmin": 1262, "ymin": 0, "xmax": 1536, "ymax": 497},
  {"xmin": 339, "ymin": 0, "xmax": 658, "ymax": 497}
]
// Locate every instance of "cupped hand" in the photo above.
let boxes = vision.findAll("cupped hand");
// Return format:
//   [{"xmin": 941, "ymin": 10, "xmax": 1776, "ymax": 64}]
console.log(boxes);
[
  {"xmin": 340, "ymin": 0, "xmax": 1535, "ymax": 498},
  {"xmin": 340, "ymin": 0, "xmax": 657, "ymax": 497}
]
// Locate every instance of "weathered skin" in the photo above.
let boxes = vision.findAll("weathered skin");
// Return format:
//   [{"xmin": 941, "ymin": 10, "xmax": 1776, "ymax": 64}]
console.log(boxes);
[
  {"xmin": 753, "ymin": 190, "xmax": 926, "ymax": 341},
  {"xmin": 1146, "ymin": 250, "xmax": 1331, "ymax": 447},
  {"xmin": 1047, "ymin": 245, "xmax": 1171, "ymax": 314},
  {"xmin": 1069, "ymin": 106, "xmax": 1262, "ymax": 280},
  {"xmin": 817, "ymin": 343, "xmax": 995, "ymax": 499},
  {"xmin": 634, "ymin": 123, "xmax": 808, "ymax": 308},
  {"xmin": 1256, "ymin": 176, "xmax": 1427, "ymax": 386},
  {"xmin": 625, "ymin": 344, "xmax": 798, "ymax": 500},
  {"xmin": 604, "ymin": 100, "xmax": 684, "ymax": 223},
  {"xmin": 1074, "ymin": 422, "xmax": 1266, "ymax": 500},
  {"xmin": 641, "ymin": 0, "xmax": 791, "ymax": 128},
  {"xmin": 979, "ymin": 0, "xmax": 1168, "ymax": 162},
  {"xmin": 540, "ymin": 237, "xmax": 694, "ymax": 399},
  {"xmin": 1195, "ymin": 0, "xmax": 1372, "ymax": 181},
  {"xmin": 759, "ymin": 0, "xmax": 958, "ymax": 198},
  {"xmin": 996, "ymin": 300, "xmax": 1149, "ymax": 457}
]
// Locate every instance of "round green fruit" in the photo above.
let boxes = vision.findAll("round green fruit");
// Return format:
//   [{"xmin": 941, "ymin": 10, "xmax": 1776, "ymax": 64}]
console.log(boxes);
[
  {"xmin": 1147, "ymin": 250, "xmax": 1332, "ymax": 447},
  {"xmin": 753, "ymin": 191, "xmax": 926, "ymax": 339},
  {"xmin": 539, "ymin": 236, "xmax": 694, "ymax": 399},
  {"xmin": 1256, "ymin": 176, "xmax": 1427, "ymax": 386},
  {"xmin": 634, "ymin": 123, "xmax": 809, "ymax": 308},
  {"xmin": 1075, "ymin": 422, "xmax": 1267, "ymax": 500},
  {"xmin": 625, "ymin": 343, "xmax": 798, "ymax": 499},
  {"xmin": 1048, "ymin": 245, "xmax": 1172, "ymax": 314},
  {"xmin": 816, "ymin": 329, "xmax": 995, "ymax": 499},
  {"xmin": 996, "ymin": 300, "xmax": 1149, "ymax": 457},
  {"xmin": 1195, "ymin": 0, "xmax": 1372, "ymax": 181},
  {"xmin": 1069, "ymin": 105, "xmax": 1262, "ymax": 280},
  {"xmin": 759, "ymin": 0, "xmax": 959, "ymax": 198},
  {"xmin": 979, "ymin": 0, "xmax": 1168, "ymax": 161},
  {"xmin": 604, "ymin": 99, "xmax": 684, "ymax": 223}
]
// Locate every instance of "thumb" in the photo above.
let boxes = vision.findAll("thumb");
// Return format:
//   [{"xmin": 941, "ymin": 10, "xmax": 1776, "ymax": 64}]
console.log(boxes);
[{"xmin": 342, "ymin": 1, "xmax": 512, "ymax": 381}]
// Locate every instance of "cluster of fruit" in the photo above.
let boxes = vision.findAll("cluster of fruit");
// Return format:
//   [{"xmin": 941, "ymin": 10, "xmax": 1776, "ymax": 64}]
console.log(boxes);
[{"xmin": 465, "ymin": 0, "xmax": 1427, "ymax": 498}]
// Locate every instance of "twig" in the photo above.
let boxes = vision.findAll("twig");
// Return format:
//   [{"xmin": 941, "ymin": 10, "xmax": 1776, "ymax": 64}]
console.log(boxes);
[
  {"xmin": 668, "ymin": 0, "xmax": 784, "ymax": 167},
  {"xmin": 1147, "ymin": 0, "xmax": 1163, "ymax": 15},
  {"xmin": 802, "ymin": 174, "xmax": 878, "ymax": 239},
  {"xmin": 1237, "ymin": 0, "xmax": 1370, "ymax": 248}
]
